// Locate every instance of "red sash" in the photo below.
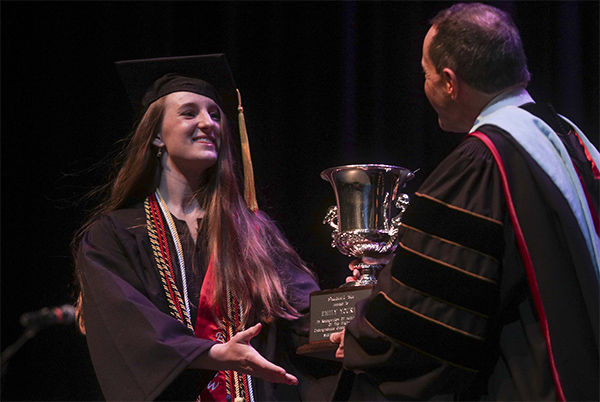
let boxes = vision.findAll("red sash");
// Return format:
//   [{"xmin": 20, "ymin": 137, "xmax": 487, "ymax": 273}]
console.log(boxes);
[
  {"xmin": 194, "ymin": 258, "xmax": 229, "ymax": 401},
  {"xmin": 194, "ymin": 259, "xmax": 253, "ymax": 402}
]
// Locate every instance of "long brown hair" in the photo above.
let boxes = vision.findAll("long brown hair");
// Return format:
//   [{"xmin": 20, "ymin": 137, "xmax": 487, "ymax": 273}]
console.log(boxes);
[{"xmin": 73, "ymin": 95, "xmax": 313, "ymax": 333}]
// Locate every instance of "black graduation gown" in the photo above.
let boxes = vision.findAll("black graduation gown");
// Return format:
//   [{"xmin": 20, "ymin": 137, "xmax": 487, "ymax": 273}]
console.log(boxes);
[
  {"xmin": 78, "ymin": 205, "xmax": 340, "ymax": 401},
  {"xmin": 338, "ymin": 126, "xmax": 599, "ymax": 401}
]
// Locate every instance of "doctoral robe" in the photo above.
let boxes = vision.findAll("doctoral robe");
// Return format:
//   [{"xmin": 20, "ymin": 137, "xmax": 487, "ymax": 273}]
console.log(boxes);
[{"xmin": 339, "ymin": 89, "xmax": 599, "ymax": 401}]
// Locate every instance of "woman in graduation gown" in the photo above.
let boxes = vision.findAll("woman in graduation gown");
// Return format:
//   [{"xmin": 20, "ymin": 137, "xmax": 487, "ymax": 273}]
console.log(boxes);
[{"xmin": 72, "ymin": 55, "xmax": 336, "ymax": 401}]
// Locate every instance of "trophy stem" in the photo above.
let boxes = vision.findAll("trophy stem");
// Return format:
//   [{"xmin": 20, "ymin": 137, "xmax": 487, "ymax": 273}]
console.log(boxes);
[{"xmin": 346, "ymin": 263, "xmax": 383, "ymax": 287}]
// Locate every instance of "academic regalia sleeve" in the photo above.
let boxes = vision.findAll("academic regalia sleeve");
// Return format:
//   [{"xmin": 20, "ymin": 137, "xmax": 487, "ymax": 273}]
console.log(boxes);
[
  {"xmin": 280, "ymin": 257, "xmax": 343, "ymax": 402},
  {"xmin": 342, "ymin": 137, "xmax": 505, "ymax": 400},
  {"xmin": 249, "ymin": 213, "xmax": 343, "ymax": 401},
  {"xmin": 78, "ymin": 212, "xmax": 217, "ymax": 401}
]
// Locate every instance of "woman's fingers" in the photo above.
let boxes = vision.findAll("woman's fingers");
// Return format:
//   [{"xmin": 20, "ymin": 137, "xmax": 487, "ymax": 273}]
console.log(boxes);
[
  {"xmin": 240, "ymin": 345, "xmax": 298, "ymax": 385},
  {"xmin": 234, "ymin": 322, "xmax": 262, "ymax": 342},
  {"xmin": 223, "ymin": 322, "xmax": 299, "ymax": 385}
]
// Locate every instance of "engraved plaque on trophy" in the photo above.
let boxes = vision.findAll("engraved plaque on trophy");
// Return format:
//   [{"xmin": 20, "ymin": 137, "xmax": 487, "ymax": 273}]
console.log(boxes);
[{"xmin": 297, "ymin": 164, "xmax": 414, "ymax": 360}]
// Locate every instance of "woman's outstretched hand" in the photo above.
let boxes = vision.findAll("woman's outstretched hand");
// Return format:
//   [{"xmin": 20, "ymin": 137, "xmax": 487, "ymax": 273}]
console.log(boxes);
[{"xmin": 192, "ymin": 323, "xmax": 298, "ymax": 385}]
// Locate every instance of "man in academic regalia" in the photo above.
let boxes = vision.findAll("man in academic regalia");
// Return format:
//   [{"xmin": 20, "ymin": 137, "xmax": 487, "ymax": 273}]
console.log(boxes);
[{"xmin": 331, "ymin": 3, "xmax": 599, "ymax": 401}]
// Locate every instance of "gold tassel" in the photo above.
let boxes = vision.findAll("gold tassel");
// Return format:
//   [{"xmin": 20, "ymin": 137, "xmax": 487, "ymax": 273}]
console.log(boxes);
[{"xmin": 236, "ymin": 89, "xmax": 259, "ymax": 212}]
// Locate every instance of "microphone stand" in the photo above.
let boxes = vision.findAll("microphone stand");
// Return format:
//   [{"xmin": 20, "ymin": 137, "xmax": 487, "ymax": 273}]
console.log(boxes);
[
  {"xmin": 0, "ymin": 325, "xmax": 40, "ymax": 394},
  {"xmin": 1, "ymin": 305, "xmax": 76, "ymax": 397}
]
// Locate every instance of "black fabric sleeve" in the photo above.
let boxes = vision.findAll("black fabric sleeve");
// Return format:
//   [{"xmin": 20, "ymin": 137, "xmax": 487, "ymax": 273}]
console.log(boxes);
[
  {"xmin": 247, "ymin": 217, "xmax": 343, "ymax": 401},
  {"xmin": 342, "ymin": 137, "xmax": 505, "ymax": 400},
  {"xmin": 79, "ymin": 213, "xmax": 216, "ymax": 401}
]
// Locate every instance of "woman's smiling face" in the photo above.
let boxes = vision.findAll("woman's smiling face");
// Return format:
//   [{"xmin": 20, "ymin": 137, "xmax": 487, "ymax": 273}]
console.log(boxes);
[{"xmin": 154, "ymin": 91, "xmax": 223, "ymax": 177}]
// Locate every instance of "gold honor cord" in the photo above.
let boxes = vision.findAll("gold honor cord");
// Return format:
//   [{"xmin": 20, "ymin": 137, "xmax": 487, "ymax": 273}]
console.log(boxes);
[
  {"xmin": 144, "ymin": 194, "xmax": 193, "ymax": 331},
  {"xmin": 223, "ymin": 282, "xmax": 254, "ymax": 402},
  {"xmin": 155, "ymin": 189, "xmax": 192, "ymax": 319}
]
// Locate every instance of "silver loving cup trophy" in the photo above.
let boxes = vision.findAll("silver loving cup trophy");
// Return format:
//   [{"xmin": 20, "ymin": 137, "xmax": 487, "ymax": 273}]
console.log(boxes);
[{"xmin": 321, "ymin": 164, "xmax": 415, "ymax": 286}]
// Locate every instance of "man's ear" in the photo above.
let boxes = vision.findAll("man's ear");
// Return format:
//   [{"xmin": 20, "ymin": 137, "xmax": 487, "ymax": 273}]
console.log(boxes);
[
  {"xmin": 442, "ymin": 67, "xmax": 459, "ymax": 100},
  {"xmin": 152, "ymin": 133, "xmax": 164, "ymax": 147}
]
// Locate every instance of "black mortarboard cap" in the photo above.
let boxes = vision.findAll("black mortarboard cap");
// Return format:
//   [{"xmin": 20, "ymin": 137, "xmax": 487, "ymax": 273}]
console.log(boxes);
[
  {"xmin": 114, "ymin": 54, "xmax": 258, "ymax": 211},
  {"xmin": 115, "ymin": 54, "xmax": 238, "ymax": 121}
]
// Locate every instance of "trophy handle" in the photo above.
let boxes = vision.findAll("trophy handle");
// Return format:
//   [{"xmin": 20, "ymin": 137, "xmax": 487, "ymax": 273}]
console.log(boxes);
[
  {"xmin": 323, "ymin": 205, "xmax": 339, "ymax": 230},
  {"xmin": 391, "ymin": 193, "xmax": 410, "ymax": 228},
  {"xmin": 323, "ymin": 206, "xmax": 341, "ymax": 250}
]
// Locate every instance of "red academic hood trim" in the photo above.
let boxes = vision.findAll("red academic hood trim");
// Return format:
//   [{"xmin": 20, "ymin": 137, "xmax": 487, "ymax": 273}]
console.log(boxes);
[{"xmin": 468, "ymin": 131, "xmax": 565, "ymax": 402}]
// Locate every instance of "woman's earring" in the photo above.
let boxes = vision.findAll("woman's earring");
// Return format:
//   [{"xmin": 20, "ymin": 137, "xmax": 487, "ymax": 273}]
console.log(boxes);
[{"xmin": 157, "ymin": 148, "xmax": 163, "ymax": 158}]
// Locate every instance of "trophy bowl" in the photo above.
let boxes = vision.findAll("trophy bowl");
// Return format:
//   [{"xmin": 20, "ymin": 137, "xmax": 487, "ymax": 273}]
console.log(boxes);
[{"xmin": 321, "ymin": 164, "xmax": 414, "ymax": 286}]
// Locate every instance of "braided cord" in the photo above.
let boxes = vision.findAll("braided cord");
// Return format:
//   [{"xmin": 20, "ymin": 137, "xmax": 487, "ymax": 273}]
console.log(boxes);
[
  {"xmin": 222, "ymin": 319, "xmax": 233, "ymax": 399},
  {"xmin": 150, "ymin": 195, "xmax": 190, "ymax": 328},
  {"xmin": 239, "ymin": 300, "xmax": 254, "ymax": 402},
  {"xmin": 246, "ymin": 374, "xmax": 255, "ymax": 402},
  {"xmin": 224, "ymin": 283, "xmax": 239, "ymax": 400},
  {"xmin": 145, "ymin": 194, "xmax": 193, "ymax": 330},
  {"xmin": 145, "ymin": 198, "xmax": 182, "ymax": 320},
  {"xmin": 155, "ymin": 189, "xmax": 192, "ymax": 321},
  {"xmin": 223, "ymin": 281, "xmax": 255, "ymax": 402}
]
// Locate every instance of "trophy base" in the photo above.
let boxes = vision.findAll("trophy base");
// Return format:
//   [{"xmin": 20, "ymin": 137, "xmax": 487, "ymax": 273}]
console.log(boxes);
[
  {"xmin": 297, "ymin": 285, "xmax": 373, "ymax": 361},
  {"xmin": 296, "ymin": 340, "xmax": 340, "ymax": 361}
]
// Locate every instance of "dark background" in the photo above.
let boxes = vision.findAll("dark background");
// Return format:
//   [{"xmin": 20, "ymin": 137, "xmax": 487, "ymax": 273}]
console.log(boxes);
[{"xmin": 1, "ymin": 1, "xmax": 598, "ymax": 400}]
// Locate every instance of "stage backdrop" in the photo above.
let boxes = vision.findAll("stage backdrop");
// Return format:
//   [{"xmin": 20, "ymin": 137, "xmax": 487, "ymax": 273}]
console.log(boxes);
[{"xmin": 2, "ymin": 1, "xmax": 598, "ymax": 400}]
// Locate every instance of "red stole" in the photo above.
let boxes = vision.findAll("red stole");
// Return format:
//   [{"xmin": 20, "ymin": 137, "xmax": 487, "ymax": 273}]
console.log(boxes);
[
  {"xmin": 194, "ymin": 258, "xmax": 229, "ymax": 401},
  {"xmin": 194, "ymin": 258, "xmax": 253, "ymax": 402}
]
